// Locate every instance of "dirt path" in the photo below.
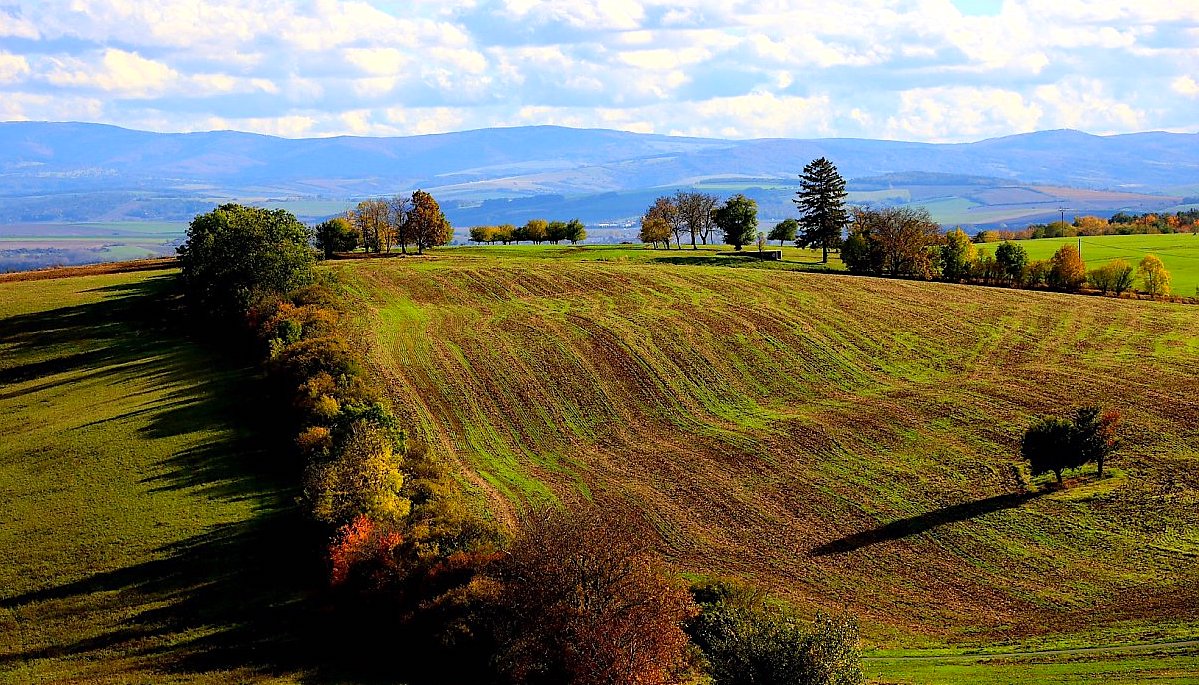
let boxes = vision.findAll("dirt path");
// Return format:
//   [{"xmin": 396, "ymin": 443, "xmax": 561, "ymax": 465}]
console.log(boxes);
[{"xmin": 865, "ymin": 639, "xmax": 1199, "ymax": 661}]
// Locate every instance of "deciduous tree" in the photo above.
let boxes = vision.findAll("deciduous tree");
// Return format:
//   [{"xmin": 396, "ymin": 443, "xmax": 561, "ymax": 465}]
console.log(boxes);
[
  {"xmin": 714, "ymin": 194, "xmax": 759, "ymax": 251},
  {"xmin": 675, "ymin": 190, "xmax": 719, "ymax": 249},
  {"xmin": 314, "ymin": 216, "xmax": 358, "ymax": 258},
  {"xmin": 565, "ymin": 218, "xmax": 587, "ymax": 244},
  {"xmin": 847, "ymin": 207, "xmax": 940, "ymax": 278},
  {"xmin": 408, "ymin": 190, "xmax": 452, "ymax": 254},
  {"xmin": 641, "ymin": 197, "xmax": 677, "ymax": 249},
  {"xmin": 995, "ymin": 241, "xmax": 1028, "ymax": 285},
  {"xmin": 178, "ymin": 203, "xmax": 313, "ymax": 319},
  {"xmin": 769, "ymin": 218, "xmax": 798, "ymax": 247},
  {"xmin": 484, "ymin": 510, "xmax": 697, "ymax": 685},
  {"xmin": 940, "ymin": 227, "xmax": 976, "ymax": 282},
  {"xmin": 1137, "ymin": 254, "xmax": 1170, "ymax": 297},
  {"xmin": 523, "ymin": 218, "xmax": 548, "ymax": 244},
  {"xmin": 1048, "ymin": 244, "xmax": 1086, "ymax": 291}
]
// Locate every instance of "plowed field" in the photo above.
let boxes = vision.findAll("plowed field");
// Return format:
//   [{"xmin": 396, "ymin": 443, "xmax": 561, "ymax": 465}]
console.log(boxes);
[{"xmin": 342, "ymin": 253, "xmax": 1199, "ymax": 647}]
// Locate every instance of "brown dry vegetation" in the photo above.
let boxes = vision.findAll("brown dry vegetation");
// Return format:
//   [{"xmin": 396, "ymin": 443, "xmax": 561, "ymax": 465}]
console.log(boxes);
[
  {"xmin": 339, "ymin": 254, "xmax": 1199, "ymax": 647},
  {"xmin": 0, "ymin": 257, "xmax": 177, "ymax": 283}
]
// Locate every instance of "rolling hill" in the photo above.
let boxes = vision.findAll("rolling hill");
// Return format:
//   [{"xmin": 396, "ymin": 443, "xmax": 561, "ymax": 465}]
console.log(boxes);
[
  {"xmin": 3, "ymin": 251, "xmax": 1198, "ymax": 684},
  {"xmin": 341, "ymin": 249, "xmax": 1199, "ymax": 651}
]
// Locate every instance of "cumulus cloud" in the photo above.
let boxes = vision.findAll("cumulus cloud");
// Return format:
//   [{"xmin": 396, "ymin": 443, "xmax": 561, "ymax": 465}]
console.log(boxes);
[
  {"xmin": 0, "ymin": 0, "xmax": 1195, "ymax": 139},
  {"xmin": 0, "ymin": 52, "xmax": 31, "ymax": 84}
]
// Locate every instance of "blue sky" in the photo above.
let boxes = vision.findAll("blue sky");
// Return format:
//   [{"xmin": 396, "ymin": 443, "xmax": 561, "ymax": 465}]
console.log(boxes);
[{"xmin": 0, "ymin": 0, "xmax": 1196, "ymax": 141}]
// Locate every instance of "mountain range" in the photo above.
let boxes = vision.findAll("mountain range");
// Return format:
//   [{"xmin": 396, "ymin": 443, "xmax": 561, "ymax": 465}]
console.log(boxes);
[{"xmin": 1, "ymin": 122, "xmax": 1196, "ymax": 228}]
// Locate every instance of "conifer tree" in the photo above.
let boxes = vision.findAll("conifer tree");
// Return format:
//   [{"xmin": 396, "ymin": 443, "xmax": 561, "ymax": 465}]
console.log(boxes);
[{"xmin": 794, "ymin": 157, "xmax": 848, "ymax": 263}]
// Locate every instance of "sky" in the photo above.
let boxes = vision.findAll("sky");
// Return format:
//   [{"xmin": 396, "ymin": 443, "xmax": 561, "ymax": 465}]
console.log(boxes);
[{"xmin": 0, "ymin": 0, "xmax": 1196, "ymax": 142}]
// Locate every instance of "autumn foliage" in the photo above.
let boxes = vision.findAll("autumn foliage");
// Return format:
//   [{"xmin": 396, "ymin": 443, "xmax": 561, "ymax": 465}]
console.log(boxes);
[{"xmin": 480, "ymin": 510, "xmax": 698, "ymax": 685}]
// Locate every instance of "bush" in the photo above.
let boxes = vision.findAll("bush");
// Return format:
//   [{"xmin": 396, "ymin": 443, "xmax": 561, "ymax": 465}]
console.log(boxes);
[
  {"xmin": 1137, "ymin": 254, "xmax": 1171, "ymax": 297},
  {"xmin": 482, "ymin": 510, "xmax": 697, "ymax": 685},
  {"xmin": 305, "ymin": 419, "xmax": 410, "ymax": 527},
  {"xmin": 686, "ymin": 580, "xmax": 863, "ymax": 685},
  {"xmin": 1025, "ymin": 259, "xmax": 1051, "ymax": 287},
  {"xmin": 1087, "ymin": 259, "xmax": 1133, "ymax": 295}
]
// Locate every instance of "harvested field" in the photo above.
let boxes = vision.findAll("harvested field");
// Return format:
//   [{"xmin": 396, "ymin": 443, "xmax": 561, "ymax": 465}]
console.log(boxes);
[{"xmin": 342, "ymin": 253, "xmax": 1199, "ymax": 647}]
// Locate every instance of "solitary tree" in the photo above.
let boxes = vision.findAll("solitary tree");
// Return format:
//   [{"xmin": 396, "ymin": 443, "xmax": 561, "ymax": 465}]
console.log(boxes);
[
  {"xmin": 1020, "ymin": 416, "xmax": 1076, "ymax": 486},
  {"xmin": 768, "ymin": 218, "xmax": 798, "ymax": 246},
  {"xmin": 794, "ymin": 157, "xmax": 848, "ymax": 263},
  {"xmin": 1021, "ymin": 407, "xmax": 1120, "ymax": 485},
  {"xmin": 1071, "ymin": 407, "xmax": 1119, "ymax": 479},
  {"xmin": 713, "ymin": 194, "xmax": 759, "ymax": 251},
  {"xmin": 1137, "ymin": 254, "xmax": 1171, "ymax": 297}
]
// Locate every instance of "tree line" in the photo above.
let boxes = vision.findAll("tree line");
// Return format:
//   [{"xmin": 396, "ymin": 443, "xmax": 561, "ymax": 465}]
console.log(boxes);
[
  {"xmin": 844, "ymin": 212, "xmax": 1173, "ymax": 297},
  {"xmin": 982, "ymin": 209, "xmax": 1199, "ymax": 242},
  {"xmin": 469, "ymin": 218, "xmax": 587, "ymax": 244},
  {"xmin": 313, "ymin": 189, "xmax": 453, "ymax": 258}
]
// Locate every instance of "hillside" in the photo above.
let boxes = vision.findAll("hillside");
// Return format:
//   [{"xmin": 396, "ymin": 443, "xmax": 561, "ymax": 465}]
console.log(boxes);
[
  {"xmin": 0, "ymin": 268, "xmax": 323, "ymax": 684},
  {"xmin": 342, "ymin": 250, "xmax": 1199, "ymax": 652},
  {"xmin": 3, "ymin": 253, "xmax": 1197, "ymax": 683}
]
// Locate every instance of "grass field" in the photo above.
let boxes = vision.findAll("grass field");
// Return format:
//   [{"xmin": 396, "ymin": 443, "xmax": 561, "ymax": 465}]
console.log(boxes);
[
  {"xmin": 0, "ymin": 269, "xmax": 328, "ymax": 684},
  {"xmin": 1004, "ymin": 233, "xmax": 1199, "ymax": 297},
  {"xmin": 341, "ymin": 246, "xmax": 1199, "ymax": 681}
]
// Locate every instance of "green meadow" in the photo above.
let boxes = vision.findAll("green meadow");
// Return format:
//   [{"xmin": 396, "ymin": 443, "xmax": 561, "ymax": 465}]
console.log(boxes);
[
  {"xmin": 0, "ymin": 270, "xmax": 323, "ymax": 684},
  {"xmin": 1002, "ymin": 233, "xmax": 1199, "ymax": 296}
]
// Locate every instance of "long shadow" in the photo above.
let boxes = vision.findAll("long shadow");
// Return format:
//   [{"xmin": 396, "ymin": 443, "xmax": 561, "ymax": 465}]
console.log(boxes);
[
  {"xmin": 1, "ymin": 273, "xmax": 486, "ymax": 683},
  {"xmin": 810, "ymin": 491, "xmax": 1046, "ymax": 556}
]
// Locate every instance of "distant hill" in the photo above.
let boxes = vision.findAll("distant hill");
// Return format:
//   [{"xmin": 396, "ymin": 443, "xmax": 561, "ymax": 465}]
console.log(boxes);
[{"xmin": 0, "ymin": 122, "xmax": 1195, "ymax": 227}]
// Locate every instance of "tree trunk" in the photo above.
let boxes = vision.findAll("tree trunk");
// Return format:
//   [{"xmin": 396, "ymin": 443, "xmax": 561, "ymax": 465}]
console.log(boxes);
[
  {"xmin": 1054, "ymin": 469, "xmax": 1063, "ymax": 486},
  {"xmin": 822, "ymin": 242, "xmax": 828, "ymax": 263}
]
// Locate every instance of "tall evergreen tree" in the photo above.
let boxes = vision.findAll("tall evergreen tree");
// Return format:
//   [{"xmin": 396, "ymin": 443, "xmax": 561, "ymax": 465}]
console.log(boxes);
[{"xmin": 794, "ymin": 157, "xmax": 848, "ymax": 263}]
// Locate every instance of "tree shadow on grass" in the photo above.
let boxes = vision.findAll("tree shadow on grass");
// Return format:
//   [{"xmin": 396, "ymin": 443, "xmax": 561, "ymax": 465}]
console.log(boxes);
[
  {"xmin": 0, "ymin": 275, "xmax": 453, "ymax": 683},
  {"xmin": 810, "ymin": 491, "xmax": 1048, "ymax": 556}
]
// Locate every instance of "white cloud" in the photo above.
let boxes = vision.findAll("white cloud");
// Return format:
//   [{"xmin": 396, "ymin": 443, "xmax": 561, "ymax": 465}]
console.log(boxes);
[
  {"xmin": 45, "ymin": 49, "xmax": 178, "ymax": 98},
  {"xmin": 0, "ymin": 0, "xmax": 1194, "ymax": 140},
  {"xmin": 1172, "ymin": 75, "xmax": 1199, "ymax": 98},
  {"xmin": 0, "ymin": 52, "xmax": 31, "ymax": 84},
  {"xmin": 885, "ymin": 87, "xmax": 1043, "ymax": 142}
]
